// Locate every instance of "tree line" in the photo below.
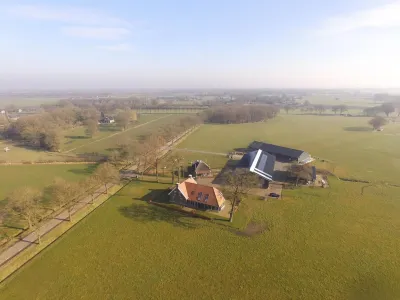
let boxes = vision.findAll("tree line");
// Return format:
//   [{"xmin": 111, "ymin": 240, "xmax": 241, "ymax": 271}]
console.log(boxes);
[
  {"xmin": 203, "ymin": 105, "xmax": 280, "ymax": 124},
  {"xmin": 109, "ymin": 115, "xmax": 201, "ymax": 181},
  {"xmin": 2, "ymin": 101, "xmax": 141, "ymax": 151},
  {"xmin": 363, "ymin": 103, "xmax": 398, "ymax": 117},
  {"xmin": 2, "ymin": 163, "xmax": 120, "ymax": 243},
  {"xmin": 1, "ymin": 115, "xmax": 201, "ymax": 243}
]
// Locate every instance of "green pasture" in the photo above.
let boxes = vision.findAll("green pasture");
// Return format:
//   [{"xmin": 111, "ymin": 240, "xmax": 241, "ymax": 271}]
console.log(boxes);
[
  {"xmin": 178, "ymin": 115, "xmax": 400, "ymax": 183},
  {"xmin": 62, "ymin": 114, "xmax": 163, "ymax": 152},
  {"xmin": 69, "ymin": 114, "xmax": 183, "ymax": 155},
  {"xmin": 1, "ymin": 179, "xmax": 400, "ymax": 299},
  {"xmin": 303, "ymin": 94, "xmax": 377, "ymax": 107},
  {"xmin": 0, "ymin": 164, "xmax": 95, "ymax": 201}
]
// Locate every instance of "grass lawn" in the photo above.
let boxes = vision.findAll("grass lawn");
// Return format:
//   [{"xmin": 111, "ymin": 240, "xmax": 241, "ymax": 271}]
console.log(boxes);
[
  {"xmin": 178, "ymin": 115, "xmax": 400, "ymax": 183},
  {"xmin": 0, "ymin": 164, "xmax": 95, "ymax": 201},
  {"xmin": 69, "ymin": 114, "xmax": 183, "ymax": 155},
  {"xmin": 62, "ymin": 114, "xmax": 163, "ymax": 152},
  {"xmin": 0, "ymin": 114, "xmax": 177, "ymax": 162},
  {"xmin": 1, "ymin": 179, "xmax": 400, "ymax": 299},
  {"xmin": 160, "ymin": 149, "xmax": 229, "ymax": 171}
]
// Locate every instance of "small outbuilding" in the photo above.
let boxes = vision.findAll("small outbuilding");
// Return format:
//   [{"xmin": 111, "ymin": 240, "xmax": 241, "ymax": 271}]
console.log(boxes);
[{"xmin": 190, "ymin": 160, "xmax": 212, "ymax": 177}]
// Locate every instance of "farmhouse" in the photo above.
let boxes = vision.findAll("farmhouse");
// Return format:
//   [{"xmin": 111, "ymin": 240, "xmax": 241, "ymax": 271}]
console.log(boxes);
[
  {"xmin": 169, "ymin": 176, "xmax": 226, "ymax": 211},
  {"xmin": 190, "ymin": 160, "xmax": 212, "ymax": 177},
  {"xmin": 99, "ymin": 116, "xmax": 115, "ymax": 124},
  {"xmin": 249, "ymin": 141, "xmax": 313, "ymax": 164},
  {"xmin": 237, "ymin": 149, "xmax": 275, "ymax": 188}
]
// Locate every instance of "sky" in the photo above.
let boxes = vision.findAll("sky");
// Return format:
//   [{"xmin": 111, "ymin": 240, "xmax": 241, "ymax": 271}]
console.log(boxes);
[{"xmin": 1, "ymin": 0, "xmax": 400, "ymax": 89}]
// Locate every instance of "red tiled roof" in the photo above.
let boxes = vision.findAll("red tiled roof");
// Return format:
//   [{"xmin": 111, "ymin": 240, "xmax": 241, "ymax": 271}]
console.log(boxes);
[{"xmin": 176, "ymin": 178, "xmax": 225, "ymax": 208}]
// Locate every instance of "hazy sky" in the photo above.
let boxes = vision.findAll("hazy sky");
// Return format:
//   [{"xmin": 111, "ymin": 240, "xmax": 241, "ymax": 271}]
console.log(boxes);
[{"xmin": 1, "ymin": 0, "xmax": 400, "ymax": 89}]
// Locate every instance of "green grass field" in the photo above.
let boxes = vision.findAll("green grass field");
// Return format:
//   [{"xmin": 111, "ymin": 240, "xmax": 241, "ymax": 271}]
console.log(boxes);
[
  {"xmin": 0, "ymin": 164, "xmax": 94, "ymax": 201},
  {"xmin": 69, "ymin": 114, "xmax": 184, "ymax": 155},
  {"xmin": 303, "ymin": 94, "xmax": 377, "ymax": 107},
  {"xmin": 178, "ymin": 115, "xmax": 400, "ymax": 183},
  {"xmin": 0, "ymin": 114, "xmax": 179, "ymax": 162},
  {"xmin": 1, "ymin": 179, "xmax": 400, "ymax": 299},
  {"xmin": 1, "ymin": 114, "xmax": 400, "ymax": 299},
  {"xmin": 62, "ymin": 114, "xmax": 162, "ymax": 152}
]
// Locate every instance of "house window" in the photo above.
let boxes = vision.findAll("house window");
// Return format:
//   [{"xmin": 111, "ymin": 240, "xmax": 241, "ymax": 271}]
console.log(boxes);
[
  {"xmin": 197, "ymin": 192, "xmax": 203, "ymax": 200},
  {"xmin": 204, "ymin": 194, "xmax": 209, "ymax": 202}
]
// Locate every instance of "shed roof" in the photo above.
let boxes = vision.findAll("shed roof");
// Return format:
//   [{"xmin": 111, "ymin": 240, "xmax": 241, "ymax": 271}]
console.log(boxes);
[
  {"xmin": 250, "ymin": 141, "xmax": 305, "ymax": 159},
  {"xmin": 237, "ymin": 149, "xmax": 275, "ymax": 181}
]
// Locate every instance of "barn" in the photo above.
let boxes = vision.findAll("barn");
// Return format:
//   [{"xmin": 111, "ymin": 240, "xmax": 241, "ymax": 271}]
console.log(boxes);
[{"xmin": 249, "ymin": 141, "xmax": 313, "ymax": 165}]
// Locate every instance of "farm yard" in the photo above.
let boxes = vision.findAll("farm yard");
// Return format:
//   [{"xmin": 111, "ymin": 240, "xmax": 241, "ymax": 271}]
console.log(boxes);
[
  {"xmin": 1, "ymin": 112, "xmax": 400, "ymax": 299},
  {"xmin": 178, "ymin": 115, "xmax": 400, "ymax": 183}
]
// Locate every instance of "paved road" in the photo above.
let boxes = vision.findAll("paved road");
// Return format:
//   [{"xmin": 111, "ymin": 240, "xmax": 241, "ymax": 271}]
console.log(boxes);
[
  {"xmin": 176, "ymin": 148, "xmax": 227, "ymax": 156},
  {"xmin": 0, "ymin": 184, "xmax": 112, "ymax": 267},
  {"xmin": 64, "ymin": 115, "xmax": 171, "ymax": 153},
  {"xmin": 0, "ymin": 125, "xmax": 199, "ymax": 269}
]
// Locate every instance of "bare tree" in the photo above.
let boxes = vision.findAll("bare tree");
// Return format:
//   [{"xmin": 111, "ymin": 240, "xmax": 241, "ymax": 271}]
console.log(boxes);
[
  {"xmin": 6, "ymin": 187, "xmax": 43, "ymax": 243},
  {"xmin": 331, "ymin": 106, "xmax": 339, "ymax": 114},
  {"xmin": 49, "ymin": 178, "xmax": 71, "ymax": 209},
  {"xmin": 338, "ymin": 105, "xmax": 348, "ymax": 114},
  {"xmin": 94, "ymin": 163, "xmax": 120, "ymax": 194},
  {"xmin": 314, "ymin": 105, "xmax": 326, "ymax": 115},
  {"xmin": 85, "ymin": 119, "xmax": 99, "ymax": 137},
  {"xmin": 115, "ymin": 111, "xmax": 131, "ymax": 131},
  {"xmin": 6, "ymin": 187, "xmax": 43, "ymax": 229},
  {"xmin": 223, "ymin": 170, "xmax": 258, "ymax": 222},
  {"xmin": 83, "ymin": 176, "xmax": 100, "ymax": 204},
  {"xmin": 369, "ymin": 116, "xmax": 387, "ymax": 130},
  {"xmin": 381, "ymin": 103, "xmax": 395, "ymax": 117},
  {"xmin": 283, "ymin": 105, "xmax": 292, "ymax": 114}
]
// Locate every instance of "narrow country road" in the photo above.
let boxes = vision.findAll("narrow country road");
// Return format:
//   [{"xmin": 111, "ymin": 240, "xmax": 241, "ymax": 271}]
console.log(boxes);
[
  {"xmin": 0, "ymin": 125, "xmax": 199, "ymax": 270},
  {"xmin": 0, "ymin": 184, "xmax": 112, "ymax": 267},
  {"xmin": 176, "ymin": 148, "xmax": 227, "ymax": 156}
]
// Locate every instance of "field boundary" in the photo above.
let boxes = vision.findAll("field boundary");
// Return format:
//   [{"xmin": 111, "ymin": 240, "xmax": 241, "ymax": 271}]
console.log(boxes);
[
  {"xmin": 64, "ymin": 114, "xmax": 171, "ymax": 153},
  {"xmin": 0, "ymin": 124, "xmax": 201, "ymax": 283},
  {"xmin": 0, "ymin": 183, "xmax": 128, "ymax": 283}
]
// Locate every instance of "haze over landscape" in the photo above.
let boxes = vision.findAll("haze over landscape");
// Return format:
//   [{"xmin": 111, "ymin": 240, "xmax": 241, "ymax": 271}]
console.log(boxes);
[
  {"xmin": 1, "ymin": 1, "xmax": 400, "ymax": 300},
  {"xmin": 2, "ymin": 0, "xmax": 400, "ymax": 89}
]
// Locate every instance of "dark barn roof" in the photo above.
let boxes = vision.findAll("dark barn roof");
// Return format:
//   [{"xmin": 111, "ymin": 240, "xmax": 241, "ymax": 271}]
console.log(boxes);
[
  {"xmin": 237, "ymin": 149, "xmax": 275, "ymax": 181},
  {"xmin": 249, "ymin": 141, "xmax": 305, "ymax": 160}
]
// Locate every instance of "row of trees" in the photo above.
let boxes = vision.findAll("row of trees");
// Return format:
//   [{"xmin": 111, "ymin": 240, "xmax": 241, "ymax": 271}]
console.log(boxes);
[
  {"xmin": 203, "ymin": 105, "xmax": 280, "ymax": 124},
  {"xmin": 3, "ymin": 163, "xmax": 120, "ymax": 243},
  {"xmin": 109, "ymin": 115, "xmax": 201, "ymax": 182},
  {"xmin": 3, "ymin": 105, "xmax": 100, "ymax": 151},
  {"xmin": 363, "ymin": 103, "xmax": 398, "ymax": 117}
]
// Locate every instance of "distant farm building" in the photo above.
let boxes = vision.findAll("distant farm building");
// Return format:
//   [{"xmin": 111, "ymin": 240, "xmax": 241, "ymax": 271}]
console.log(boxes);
[
  {"xmin": 169, "ymin": 176, "xmax": 226, "ymax": 211},
  {"xmin": 249, "ymin": 141, "xmax": 313, "ymax": 165},
  {"xmin": 99, "ymin": 116, "xmax": 115, "ymax": 124}
]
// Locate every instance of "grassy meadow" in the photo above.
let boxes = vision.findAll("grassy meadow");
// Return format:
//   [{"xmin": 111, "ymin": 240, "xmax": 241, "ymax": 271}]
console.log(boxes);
[
  {"xmin": 0, "ymin": 114, "xmax": 179, "ymax": 162},
  {"xmin": 68, "ymin": 114, "xmax": 182, "ymax": 155},
  {"xmin": 0, "ymin": 164, "xmax": 95, "ymax": 201},
  {"xmin": 303, "ymin": 94, "xmax": 377, "ymax": 107},
  {"xmin": 62, "ymin": 114, "xmax": 163, "ymax": 152},
  {"xmin": 178, "ymin": 115, "xmax": 400, "ymax": 183},
  {"xmin": 1, "ymin": 179, "xmax": 400, "ymax": 299}
]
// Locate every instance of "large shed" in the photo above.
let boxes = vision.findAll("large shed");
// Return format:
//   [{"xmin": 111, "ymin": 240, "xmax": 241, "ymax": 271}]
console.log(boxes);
[{"xmin": 249, "ymin": 141, "xmax": 313, "ymax": 165}]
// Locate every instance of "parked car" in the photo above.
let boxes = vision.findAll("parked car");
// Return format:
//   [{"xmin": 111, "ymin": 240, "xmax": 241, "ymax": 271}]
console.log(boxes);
[{"xmin": 268, "ymin": 192, "xmax": 280, "ymax": 199}]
